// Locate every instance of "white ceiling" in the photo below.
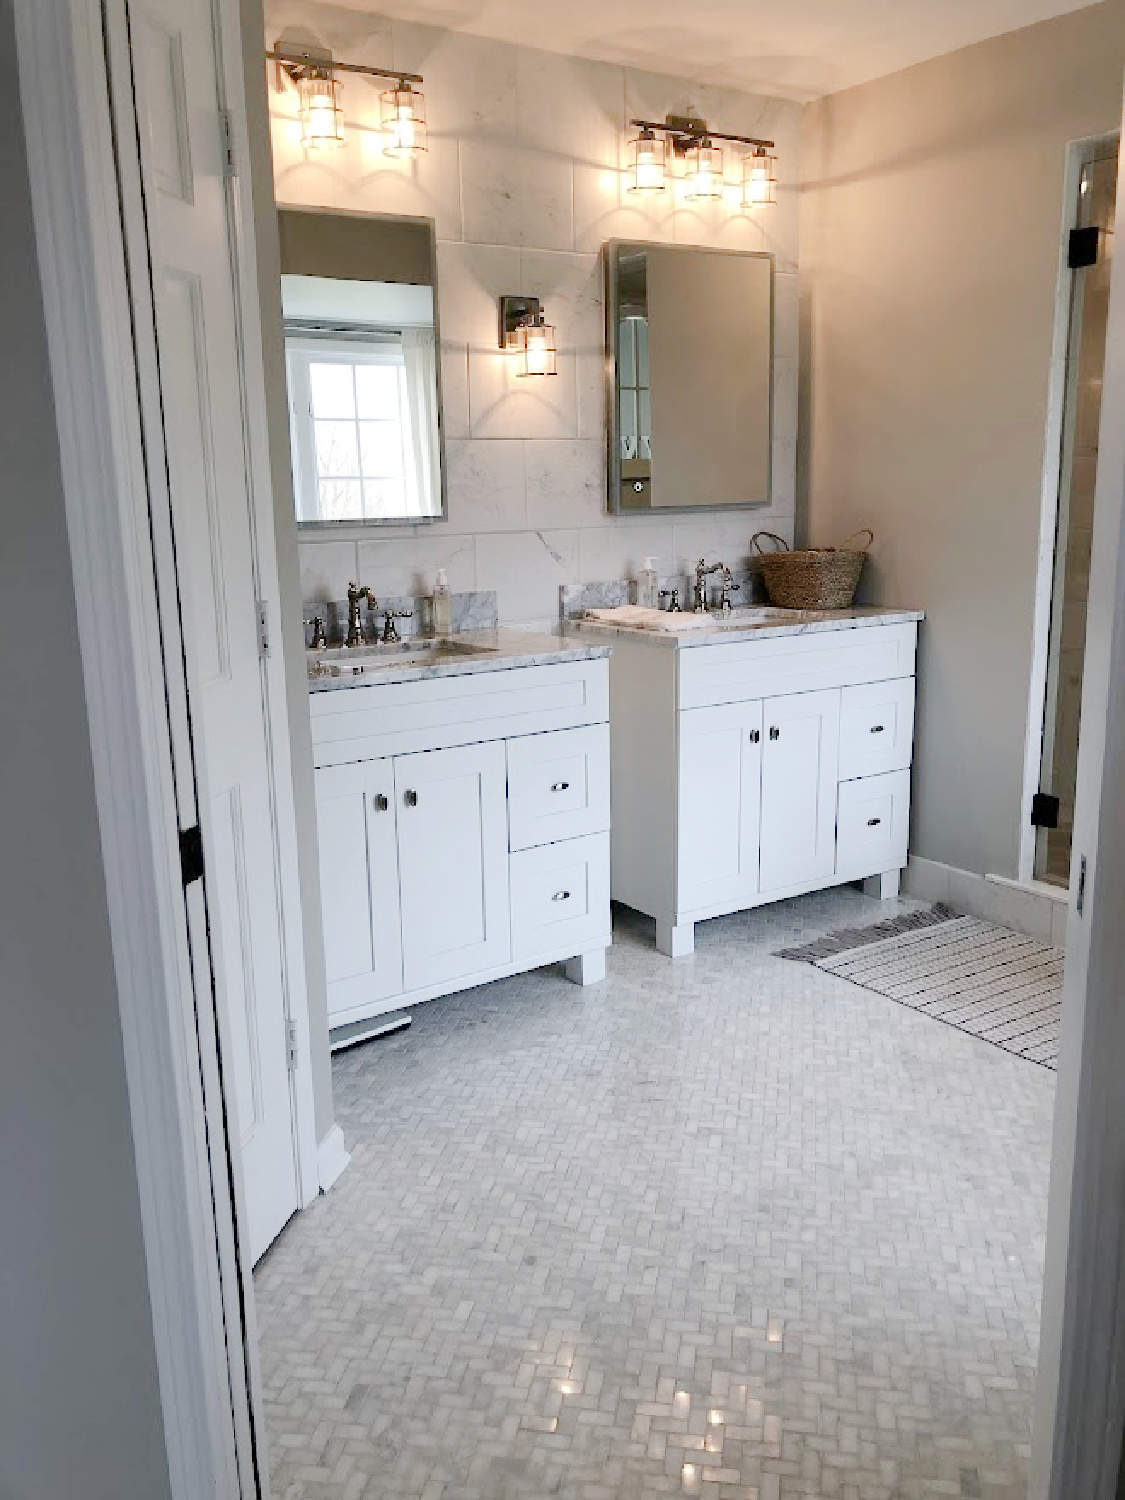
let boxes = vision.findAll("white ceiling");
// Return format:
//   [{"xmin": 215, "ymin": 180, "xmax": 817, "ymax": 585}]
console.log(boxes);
[{"xmin": 337, "ymin": 0, "xmax": 1100, "ymax": 100}]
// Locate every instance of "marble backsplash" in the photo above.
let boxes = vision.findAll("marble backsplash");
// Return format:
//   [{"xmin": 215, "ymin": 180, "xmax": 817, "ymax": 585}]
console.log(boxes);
[
  {"xmin": 303, "ymin": 590, "xmax": 498, "ymax": 648},
  {"xmin": 559, "ymin": 568, "xmax": 767, "ymax": 619}
]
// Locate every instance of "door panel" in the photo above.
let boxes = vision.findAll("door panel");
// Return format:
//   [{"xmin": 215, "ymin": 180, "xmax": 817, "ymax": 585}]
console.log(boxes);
[
  {"xmin": 836, "ymin": 770, "xmax": 911, "ymax": 883},
  {"xmin": 130, "ymin": 0, "xmax": 298, "ymax": 1259},
  {"xmin": 677, "ymin": 700, "xmax": 763, "ymax": 914},
  {"xmin": 395, "ymin": 742, "xmax": 511, "ymax": 990},
  {"xmin": 759, "ymin": 689, "xmax": 841, "ymax": 893},
  {"xmin": 315, "ymin": 761, "xmax": 403, "ymax": 1021}
]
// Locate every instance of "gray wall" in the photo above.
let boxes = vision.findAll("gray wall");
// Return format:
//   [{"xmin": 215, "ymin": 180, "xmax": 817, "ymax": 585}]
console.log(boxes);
[
  {"xmin": 0, "ymin": 6, "xmax": 173, "ymax": 1495},
  {"xmin": 800, "ymin": 3, "xmax": 1125, "ymax": 878},
  {"xmin": 242, "ymin": 0, "xmax": 335, "ymax": 1143}
]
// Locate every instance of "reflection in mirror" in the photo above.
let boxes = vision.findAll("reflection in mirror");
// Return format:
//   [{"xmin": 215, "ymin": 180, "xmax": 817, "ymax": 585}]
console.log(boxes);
[
  {"xmin": 279, "ymin": 209, "xmax": 446, "ymax": 526},
  {"xmin": 606, "ymin": 241, "xmax": 773, "ymax": 514}
]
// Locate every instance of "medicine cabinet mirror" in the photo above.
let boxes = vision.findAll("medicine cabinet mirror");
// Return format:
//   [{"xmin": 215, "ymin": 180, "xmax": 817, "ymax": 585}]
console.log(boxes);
[
  {"xmin": 606, "ymin": 240, "xmax": 773, "ymax": 514},
  {"xmin": 280, "ymin": 208, "xmax": 447, "ymax": 527}
]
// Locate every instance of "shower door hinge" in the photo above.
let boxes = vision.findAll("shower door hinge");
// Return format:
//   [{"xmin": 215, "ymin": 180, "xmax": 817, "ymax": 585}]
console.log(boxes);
[
  {"xmin": 1031, "ymin": 792, "xmax": 1060, "ymax": 828},
  {"xmin": 257, "ymin": 599, "xmax": 270, "ymax": 658},
  {"xmin": 287, "ymin": 1019, "xmax": 299, "ymax": 1071},
  {"xmin": 219, "ymin": 110, "xmax": 237, "ymax": 178},
  {"xmin": 1068, "ymin": 226, "xmax": 1099, "ymax": 269}
]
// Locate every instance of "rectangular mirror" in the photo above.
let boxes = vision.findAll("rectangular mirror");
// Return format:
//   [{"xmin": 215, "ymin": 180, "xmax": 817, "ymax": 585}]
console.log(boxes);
[
  {"xmin": 279, "ymin": 208, "xmax": 446, "ymax": 527},
  {"xmin": 606, "ymin": 241, "xmax": 773, "ymax": 513}
]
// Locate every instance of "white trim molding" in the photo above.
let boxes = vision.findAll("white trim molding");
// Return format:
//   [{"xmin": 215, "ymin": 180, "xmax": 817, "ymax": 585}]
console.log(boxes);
[
  {"xmin": 902, "ymin": 855, "xmax": 1069, "ymax": 948},
  {"xmin": 317, "ymin": 1125, "xmax": 352, "ymax": 1193}
]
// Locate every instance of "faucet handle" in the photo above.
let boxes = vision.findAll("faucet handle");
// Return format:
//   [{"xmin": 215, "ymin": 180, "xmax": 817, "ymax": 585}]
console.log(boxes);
[
  {"xmin": 381, "ymin": 608, "xmax": 414, "ymax": 644},
  {"xmin": 303, "ymin": 614, "xmax": 327, "ymax": 650},
  {"xmin": 660, "ymin": 588, "xmax": 682, "ymax": 613}
]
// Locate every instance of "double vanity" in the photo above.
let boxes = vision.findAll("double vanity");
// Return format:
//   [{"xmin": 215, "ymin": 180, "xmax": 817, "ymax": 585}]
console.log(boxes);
[{"xmin": 308, "ymin": 603, "xmax": 922, "ymax": 1033}]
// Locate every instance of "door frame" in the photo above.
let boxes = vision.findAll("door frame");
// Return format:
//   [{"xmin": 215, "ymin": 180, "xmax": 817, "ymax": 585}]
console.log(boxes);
[
  {"xmin": 14, "ymin": 0, "xmax": 319, "ymax": 1491},
  {"xmin": 1019, "ymin": 130, "xmax": 1119, "ymax": 887}
]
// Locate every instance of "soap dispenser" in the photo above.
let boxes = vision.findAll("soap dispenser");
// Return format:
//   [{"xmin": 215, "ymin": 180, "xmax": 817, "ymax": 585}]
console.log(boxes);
[
  {"xmin": 432, "ymin": 567, "xmax": 453, "ymax": 635},
  {"xmin": 637, "ymin": 556, "xmax": 659, "ymax": 609}
]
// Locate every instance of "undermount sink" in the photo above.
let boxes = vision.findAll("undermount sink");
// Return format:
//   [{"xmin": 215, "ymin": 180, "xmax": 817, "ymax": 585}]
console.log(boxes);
[
  {"xmin": 308, "ymin": 638, "xmax": 497, "ymax": 677},
  {"xmin": 709, "ymin": 606, "xmax": 820, "ymax": 627}
]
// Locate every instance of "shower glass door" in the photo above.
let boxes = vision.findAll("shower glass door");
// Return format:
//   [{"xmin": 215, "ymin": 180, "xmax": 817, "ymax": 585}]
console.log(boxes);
[{"xmin": 1035, "ymin": 149, "xmax": 1117, "ymax": 886}]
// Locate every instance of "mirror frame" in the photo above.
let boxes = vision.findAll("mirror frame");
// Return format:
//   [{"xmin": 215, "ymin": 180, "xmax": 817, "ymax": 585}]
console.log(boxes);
[
  {"xmin": 604, "ymin": 239, "xmax": 775, "ymax": 516},
  {"xmin": 279, "ymin": 207, "xmax": 449, "ymax": 531}
]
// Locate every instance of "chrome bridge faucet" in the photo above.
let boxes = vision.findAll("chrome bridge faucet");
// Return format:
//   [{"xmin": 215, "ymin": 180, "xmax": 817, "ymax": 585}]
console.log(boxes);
[
  {"xmin": 693, "ymin": 558, "xmax": 724, "ymax": 613},
  {"xmin": 346, "ymin": 581, "xmax": 377, "ymax": 647}
]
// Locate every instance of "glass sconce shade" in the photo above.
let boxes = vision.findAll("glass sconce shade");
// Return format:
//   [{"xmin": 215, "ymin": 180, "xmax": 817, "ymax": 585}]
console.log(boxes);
[
  {"xmin": 629, "ymin": 128, "xmax": 667, "ymax": 192},
  {"xmin": 684, "ymin": 140, "xmax": 724, "ymax": 199},
  {"xmin": 743, "ymin": 148, "xmax": 777, "ymax": 206},
  {"xmin": 381, "ymin": 84, "xmax": 427, "ymax": 157},
  {"xmin": 298, "ymin": 71, "xmax": 345, "ymax": 148},
  {"xmin": 517, "ymin": 318, "xmax": 558, "ymax": 377}
]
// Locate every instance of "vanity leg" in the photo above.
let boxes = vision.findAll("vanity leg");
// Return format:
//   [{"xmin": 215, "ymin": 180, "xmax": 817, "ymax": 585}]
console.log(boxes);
[
  {"xmin": 565, "ymin": 948, "xmax": 607, "ymax": 986},
  {"xmin": 656, "ymin": 920, "xmax": 695, "ymax": 958},
  {"xmin": 863, "ymin": 869, "xmax": 902, "ymax": 901}
]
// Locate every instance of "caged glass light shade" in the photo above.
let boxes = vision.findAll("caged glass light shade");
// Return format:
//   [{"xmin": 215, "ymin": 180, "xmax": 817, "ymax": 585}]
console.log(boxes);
[
  {"xmin": 298, "ymin": 70, "xmax": 345, "ymax": 148},
  {"xmin": 517, "ymin": 317, "xmax": 557, "ymax": 377},
  {"xmin": 743, "ymin": 148, "xmax": 777, "ymax": 206},
  {"xmin": 684, "ymin": 139, "xmax": 724, "ymax": 199},
  {"xmin": 628, "ymin": 128, "xmax": 667, "ymax": 192},
  {"xmin": 381, "ymin": 83, "xmax": 427, "ymax": 157}
]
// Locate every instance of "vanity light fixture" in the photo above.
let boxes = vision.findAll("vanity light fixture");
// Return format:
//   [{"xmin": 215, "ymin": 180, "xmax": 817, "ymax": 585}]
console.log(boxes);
[
  {"xmin": 628, "ymin": 127, "xmax": 667, "ymax": 192},
  {"xmin": 628, "ymin": 114, "xmax": 776, "ymax": 209},
  {"xmin": 498, "ymin": 295, "xmax": 558, "ymax": 378},
  {"xmin": 269, "ymin": 44, "xmax": 425, "ymax": 155}
]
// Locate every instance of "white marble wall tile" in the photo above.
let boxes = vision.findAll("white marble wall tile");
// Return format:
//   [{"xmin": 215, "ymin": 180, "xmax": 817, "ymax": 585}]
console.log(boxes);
[
  {"xmin": 773, "ymin": 358, "xmax": 799, "ymax": 442},
  {"xmin": 443, "ymin": 439, "xmax": 527, "ymax": 533},
  {"xmin": 356, "ymin": 534, "xmax": 476, "ymax": 598},
  {"xmin": 461, "ymin": 142, "xmax": 574, "ymax": 251},
  {"xmin": 573, "ymin": 157, "xmax": 677, "ymax": 255},
  {"xmin": 390, "ymin": 24, "xmax": 518, "ymax": 144},
  {"xmin": 439, "ymin": 342, "xmax": 470, "ymax": 440},
  {"xmin": 434, "ymin": 242, "xmax": 521, "ymax": 343},
  {"xmin": 774, "ymin": 271, "xmax": 800, "ymax": 356},
  {"xmin": 469, "ymin": 349, "xmax": 577, "ymax": 440},
  {"xmin": 299, "ymin": 536, "xmax": 359, "ymax": 601},
  {"xmin": 341, "ymin": 128, "xmax": 463, "ymax": 243},
  {"xmin": 578, "ymin": 521, "xmax": 677, "ymax": 587},
  {"xmin": 525, "ymin": 441, "xmax": 605, "ymax": 530},
  {"xmin": 771, "ymin": 438, "xmax": 798, "ymax": 511},
  {"xmin": 673, "ymin": 517, "xmax": 791, "ymax": 577},
  {"xmin": 474, "ymin": 529, "xmax": 580, "ymax": 622},
  {"xmin": 515, "ymin": 49, "xmax": 620, "ymax": 166}
]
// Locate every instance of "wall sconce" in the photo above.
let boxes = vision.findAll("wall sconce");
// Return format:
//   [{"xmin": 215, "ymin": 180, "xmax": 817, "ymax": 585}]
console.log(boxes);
[
  {"xmin": 627, "ymin": 114, "xmax": 776, "ymax": 211},
  {"xmin": 381, "ymin": 81, "xmax": 427, "ymax": 158},
  {"xmin": 499, "ymin": 296, "xmax": 558, "ymax": 378},
  {"xmin": 743, "ymin": 147, "xmax": 777, "ymax": 207},
  {"xmin": 269, "ymin": 44, "xmax": 426, "ymax": 157},
  {"xmin": 628, "ymin": 127, "xmax": 667, "ymax": 192}
]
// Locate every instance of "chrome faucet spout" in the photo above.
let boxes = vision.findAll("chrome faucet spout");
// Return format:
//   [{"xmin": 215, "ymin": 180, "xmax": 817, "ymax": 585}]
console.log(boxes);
[{"xmin": 346, "ymin": 582, "xmax": 377, "ymax": 647}]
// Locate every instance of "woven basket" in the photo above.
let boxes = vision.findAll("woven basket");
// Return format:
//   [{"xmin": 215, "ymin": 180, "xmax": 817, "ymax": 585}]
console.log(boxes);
[{"xmin": 751, "ymin": 530, "xmax": 873, "ymax": 610}]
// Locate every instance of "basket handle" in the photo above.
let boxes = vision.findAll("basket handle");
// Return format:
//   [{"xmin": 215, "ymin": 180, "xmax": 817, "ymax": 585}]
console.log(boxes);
[
  {"xmin": 751, "ymin": 531, "xmax": 791, "ymax": 555},
  {"xmin": 840, "ymin": 528, "xmax": 874, "ymax": 552}
]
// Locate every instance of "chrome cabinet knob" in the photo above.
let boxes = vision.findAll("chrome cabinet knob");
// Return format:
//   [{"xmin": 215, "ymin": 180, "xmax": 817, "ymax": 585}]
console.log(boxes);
[
  {"xmin": 769, "ymin": 726, "xmax": 780, "ymax": 741},
  {"xmin": 870, "ymin": 724, "xmax": 886, "ymax": 734},
  {"xmin": 867, "ymin": 816, "xmax": 882, "ymax": 827},
  {"xmin": 404, "ymin": 789, "xmax": 418, "ymax": 808},
  {"xmin": 748, "ymin": 728, "xmax": 761, "ymax": 744},
  {"xmin": 372, "ymin": 792, "xmax": 389, "ymax": 812},
  {"xmin": 552, "ymin": 890, "xmax": 571, "ymax": 902},
  {"xmin": 551, "ymin": 781, "xmax": 571, "ymax": 792}
]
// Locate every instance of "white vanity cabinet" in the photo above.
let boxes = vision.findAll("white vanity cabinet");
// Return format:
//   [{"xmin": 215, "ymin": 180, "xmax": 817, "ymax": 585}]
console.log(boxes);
[
  {"xmin": 602, "ymin": 616, "xmax": 920, "ymax": 956},
  {"xmin": 310, "ymin": 651, "xmax": 612, "ymax": 1032}
]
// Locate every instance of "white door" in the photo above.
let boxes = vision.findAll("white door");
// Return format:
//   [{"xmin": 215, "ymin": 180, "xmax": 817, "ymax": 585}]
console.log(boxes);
[
  {"xmin": 395, "ymin": 742, "xmax": 511, "ymax": 991},
  {"xmin": 759, "ymin": 689, "xmax": 841, "ymax": 894},
  {"xmin": 128, "ymin": 0, "xmax": 299, "ymax": 1259},
  {"xmin": 315, "ymin": 762, "xmax": 404, "ymax": 1023},
  {"xmin": 677, "ymin": 700, "xmax": 763, "ymax": 915}
]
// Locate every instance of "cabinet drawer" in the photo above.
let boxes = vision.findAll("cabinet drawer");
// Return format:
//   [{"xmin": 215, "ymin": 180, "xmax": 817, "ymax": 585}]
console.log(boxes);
[
  {"xmin": 838, "ymin": 678, "xmax": 915, "ymax": 781},
  {"xmin": 835, "ymin": 769, "xmax": 911, "ymax": 882},
  {"xmin": 507, "ymin": 725, "xmax": 610, "ymax": 852},
  {"xmin": 511, "ymin": 833, "xmax": 611, "ymax": 964}
]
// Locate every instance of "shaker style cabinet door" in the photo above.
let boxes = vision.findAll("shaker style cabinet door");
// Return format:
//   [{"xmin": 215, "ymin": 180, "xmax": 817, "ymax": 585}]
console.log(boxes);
[
  {"xmin": 394, "ymin": 740, "xmax": 512, "ymax": 991},
  {"xmin": 315, "ymin": 760, "xmax": 404, "ymax": 1022},
  {"xmin": 676, "ymin": 699, "xmax": 764, "ymax": 915},
  {"xmin": 759, "ymin": 689, "xmax": 841, "ymax": 894}
]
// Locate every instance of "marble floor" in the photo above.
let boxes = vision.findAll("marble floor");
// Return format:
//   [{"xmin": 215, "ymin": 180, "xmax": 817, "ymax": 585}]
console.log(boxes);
[{"xmin": 255, "ymin": 889, "xmax": 1056, "ymax": 1500}]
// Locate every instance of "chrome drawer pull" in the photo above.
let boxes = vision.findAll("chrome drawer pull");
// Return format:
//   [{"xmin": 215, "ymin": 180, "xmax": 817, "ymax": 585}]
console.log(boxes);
[
  {"xmin": 769, "ymin": 726, "xmax": 780, "ymax": 741},
  {"xmin": 373, "ymin": 793, "xmax": 389, "ymax": 812},
  {"xmin": 870, "ymin": 724, "xmax": 885, "ymax": 734},
  {"xmin": 867, "ymin": 817, "xmax": 882, "ymax": 827},
  {"xmin": 749, "ymin": 728, "xmax": 761, "ymax": 744},
  {"xmin": 551, "ymin": 781, "xmax": 570, "ymax": 792},
  {"xmin": 404, "ymin": 789, "xmax": 418, "ymax": 808},
  {"xmin": 552, "ymin": 890, "xmax": 571, "ymax": 902}
]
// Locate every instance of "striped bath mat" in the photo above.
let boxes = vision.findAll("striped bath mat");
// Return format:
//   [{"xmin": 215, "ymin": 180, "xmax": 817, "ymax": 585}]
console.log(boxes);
[{"xmin": 777, "ymin": 904, "xmax": 1063, "ymax": 1069}]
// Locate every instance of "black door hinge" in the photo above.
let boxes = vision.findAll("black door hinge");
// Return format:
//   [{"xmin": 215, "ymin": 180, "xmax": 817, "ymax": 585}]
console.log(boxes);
[
  {"xmin": 1068, "ymin": 226, "xmax": 1100, "ymax": 269},
  {"xmin": 1031, "ymin": 792, "xmax": 1061, "ymax": 829},
  {"xmin": 179, "ymin": 824, "xmax": 205, "ymax": 886}
]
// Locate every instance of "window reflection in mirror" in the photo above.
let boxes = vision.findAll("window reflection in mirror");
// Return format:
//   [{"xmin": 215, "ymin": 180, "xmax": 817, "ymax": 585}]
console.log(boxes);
[
  {"xmin": 279, "ymin": 209, "xmax": 446, "ymax": 526},
  {"xmin": 606, "ymin": 241, "xmax": 773, "ymax": 514}
]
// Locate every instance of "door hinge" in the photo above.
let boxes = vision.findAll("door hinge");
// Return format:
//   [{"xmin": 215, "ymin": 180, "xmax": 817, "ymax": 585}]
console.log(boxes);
[
  {"xmin": 219, "ymin": 110, "xmax": 237, "ymax": 178},
  {"xmin": 287, "ymin": 1019, "xmax": 298, "ymax": 1071},
  {"xmin": 257, "ymin": 599, "xmax": 270, "ymax": 658},
  {"xmin": 179, "ymin": 824, "xmax": 205, "ymax": 886},
  {"xmin": 1068, "ymin": 226, "xmax": 1099, "ymax": 269},
  {"xmin": 1031, "ymin": 791, "xmax": 1061, "ymax": 829}
]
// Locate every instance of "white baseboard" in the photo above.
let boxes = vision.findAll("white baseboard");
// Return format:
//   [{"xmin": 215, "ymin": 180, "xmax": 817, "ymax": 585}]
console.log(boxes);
[
  {"xmin": 316, "ymin": 1125, "xmax": 350, "ymax": 1194},
  {"xmin": 903, "ymin": 855, "xmax": 1070, "ymax": 949}
]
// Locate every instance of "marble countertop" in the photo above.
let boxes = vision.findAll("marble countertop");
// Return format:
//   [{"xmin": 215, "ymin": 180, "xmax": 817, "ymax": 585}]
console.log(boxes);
[
  {"xmin": 566, "ymin": 605, "xmax": 924, "ymax": 648},
  {"xmin": 307, "ymin": 628, "xmax": 611, "ymax": 693}
]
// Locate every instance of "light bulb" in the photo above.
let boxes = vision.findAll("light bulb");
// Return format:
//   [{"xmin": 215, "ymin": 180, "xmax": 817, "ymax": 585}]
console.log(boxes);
[
  {"xmin": 298, "ymin": 71, "xmax": 344, "ymax": 149},
  {"xmin": 519, "ymin": 319, "xmax": 557, "ymax": 377},
  {"xmin": 629, "ymin": 128, "xmax": 666, "ymax": 192},
  {"xmin": 382, "ymin": 84, "xmax": 427, "ymax": 158},
  {"xmin": 684, "ymin": 140, "xmax": 723, "ymax": 200},
  {"xmin": 743, "ymin": 149, "xmax": 777, "ymax": 207}
]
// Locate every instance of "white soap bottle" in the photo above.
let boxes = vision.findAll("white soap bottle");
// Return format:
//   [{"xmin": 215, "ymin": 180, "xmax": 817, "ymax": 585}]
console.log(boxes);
[
  {"xmin": 637, "ymin": 556, "xmax": 659, "ymax": 609},
  {"xmin": 432, "ymin": 567, "xmax": 453, "ymax": 635}
]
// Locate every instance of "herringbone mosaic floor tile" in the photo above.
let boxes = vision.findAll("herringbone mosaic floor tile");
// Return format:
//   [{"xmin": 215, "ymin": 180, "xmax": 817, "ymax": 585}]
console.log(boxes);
[{"xmin": 255, "ymin": 889, "xmax": 1055, "ymax": 1500}]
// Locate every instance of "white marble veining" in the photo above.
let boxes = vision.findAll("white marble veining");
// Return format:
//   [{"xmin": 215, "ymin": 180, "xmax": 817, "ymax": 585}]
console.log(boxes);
[
  {"xmin": 307, "ymin": 627, "xmax": 610, "ymax": 692},
  {"xmin": 569, "ymin": 604, "xmax": 925, "ymax": 647}
]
